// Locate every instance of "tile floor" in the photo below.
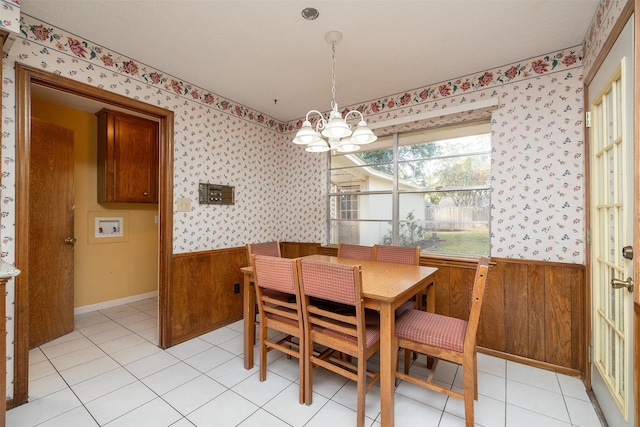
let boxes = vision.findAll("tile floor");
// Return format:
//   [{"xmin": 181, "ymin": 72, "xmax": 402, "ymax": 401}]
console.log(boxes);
[{"xmin": 9, "ymin": 298, "xmax": 603, "ymax": 426}]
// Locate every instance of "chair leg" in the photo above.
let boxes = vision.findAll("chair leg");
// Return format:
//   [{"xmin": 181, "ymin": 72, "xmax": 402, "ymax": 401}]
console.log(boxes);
[
  {"xmin": 303, "ymin": 336, "xmax": 313, "ymax": 405},
  {"xmin": 356, "ymin": 356, "xmax": 366, "ymax": 427},
  {"xmin": 298, "ymin": 335, "xmax": 305, "ymax": 404},
  {"xmin": 462, "ymin": 355, "xmax": 475, "ymax": 427},
  {"xmin": 473, "ymin": 350, "xmax": 478, "ymax": 400},
  {"xmin": 259, "ymin": 321, "xmax": 267, "ymax": 382},
  {"xmin": 403, "ymin": 347, "xmax": 411, "ymax": 375}
]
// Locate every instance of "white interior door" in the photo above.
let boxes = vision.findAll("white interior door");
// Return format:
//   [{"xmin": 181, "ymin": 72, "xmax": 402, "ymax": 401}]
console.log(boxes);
[{"xmin": 588, "ymin": 16, "xmax": 635, "ymax": 427}]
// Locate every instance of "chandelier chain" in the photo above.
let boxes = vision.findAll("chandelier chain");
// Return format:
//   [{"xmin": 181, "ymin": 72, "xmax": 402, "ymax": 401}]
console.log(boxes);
[{"xmin": 331, "ymin": 42, "xmax": 337, "ymax": 110}]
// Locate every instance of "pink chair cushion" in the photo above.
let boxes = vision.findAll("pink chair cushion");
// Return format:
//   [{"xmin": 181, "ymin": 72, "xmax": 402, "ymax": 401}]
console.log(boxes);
[{"xmin": 395, "ymin": 309, "xmax": 468, "ymax": 353}]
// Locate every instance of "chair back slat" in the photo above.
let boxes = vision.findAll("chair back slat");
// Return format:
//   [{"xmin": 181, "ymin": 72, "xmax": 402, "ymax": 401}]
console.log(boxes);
[
  {"xmin": 373, "ymin": 244, "xmax": 420, "ymax": 265},
  {"xmin": 299, "ymin": 259, "xmax": 359, "ymax": 305},
  {"xmin": 247, "ymin": 241, "xmax": 281, "ymax": 258},
  {"xmin": 337, "ymin": 243, "xmax": 374, "ymax": 260}
]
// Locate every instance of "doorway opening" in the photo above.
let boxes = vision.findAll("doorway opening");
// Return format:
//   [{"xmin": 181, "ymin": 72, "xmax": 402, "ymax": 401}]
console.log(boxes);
[{"xmin": 12, "ymin": 64, "xmax": 174, "ymax": 407}]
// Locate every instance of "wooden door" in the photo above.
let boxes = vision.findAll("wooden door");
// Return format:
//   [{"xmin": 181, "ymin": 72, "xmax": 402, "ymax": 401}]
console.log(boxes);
[{"xmin": 28, "ymin": 117, "xmax": 75, "ymax": 348}]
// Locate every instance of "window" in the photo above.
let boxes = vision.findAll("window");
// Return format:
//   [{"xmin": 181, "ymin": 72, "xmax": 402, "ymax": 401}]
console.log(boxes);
[{"xmin": 328, "ymin": 121, "xmax": 491, "ymax": 257}]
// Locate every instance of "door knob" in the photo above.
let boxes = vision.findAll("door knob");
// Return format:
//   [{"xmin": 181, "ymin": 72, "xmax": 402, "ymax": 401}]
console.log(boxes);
[
  {"xmin": 611, "ymin": 277, "xmax": 634, "ymax": 293},
  {"xmin": 64, "ymin": 237, "xmax": 76, "ymax": 245}
]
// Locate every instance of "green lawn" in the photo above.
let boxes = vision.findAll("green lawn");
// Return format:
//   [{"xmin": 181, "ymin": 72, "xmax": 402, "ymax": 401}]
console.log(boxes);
[{"xmin": 423, "ymin": 230, "xmax": 489, "ymax": 256}]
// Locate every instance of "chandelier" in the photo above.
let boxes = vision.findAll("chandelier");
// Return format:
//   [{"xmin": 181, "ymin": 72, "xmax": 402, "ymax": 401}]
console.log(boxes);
[{"xmin": 292, "ymin": 31, "xmax": 377, "ymax": 153}]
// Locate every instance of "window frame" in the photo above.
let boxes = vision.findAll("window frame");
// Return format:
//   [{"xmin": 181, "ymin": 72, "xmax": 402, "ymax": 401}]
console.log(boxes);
[{"xmin": 327, "ymin": 121, "xmax": 492, "ymax": 257}]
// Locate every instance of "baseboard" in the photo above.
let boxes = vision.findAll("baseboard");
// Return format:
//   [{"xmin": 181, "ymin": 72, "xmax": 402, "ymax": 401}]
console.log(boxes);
[{"xmin": 74, "ymin": 291, "xmax": 158, "ymax": 315}]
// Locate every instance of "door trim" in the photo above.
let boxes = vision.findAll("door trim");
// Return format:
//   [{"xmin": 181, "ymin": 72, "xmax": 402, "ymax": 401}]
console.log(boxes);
[
  {"xmin": 634, "ymin": 5, "xmax": 640, "ymax": 427},
  {"xmin": 12, "ymin": 64, "xmax": 174, "ymax": 407}
]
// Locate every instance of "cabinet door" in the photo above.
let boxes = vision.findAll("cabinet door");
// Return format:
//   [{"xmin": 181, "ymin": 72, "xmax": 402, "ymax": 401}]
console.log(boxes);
[
  {"xmin": 97, "ymin": 109, "xmax": 159, "ymax": 204},
  {"xmin": 112, "ymin": 113, "xmax": 159, "ymax": 202}
]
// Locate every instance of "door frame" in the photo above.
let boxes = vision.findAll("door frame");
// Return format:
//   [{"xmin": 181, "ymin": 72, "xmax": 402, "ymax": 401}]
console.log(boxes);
[
  {"xmin": 634, "ymin": 5, "xmax": 640, "ymax": 427},
  {"xmin": 12, "ymin": 64, "xmax": 174, "ymax": 407},
  {"xmin": 583, "ymin": 1, "xmax": 638, "ymax": 425}
]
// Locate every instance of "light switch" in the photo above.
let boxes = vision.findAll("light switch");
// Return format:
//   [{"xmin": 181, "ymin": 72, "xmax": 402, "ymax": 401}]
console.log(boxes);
[{"xmin": 176, "ymin": 197, "xmax": 191, "ymax": 212}]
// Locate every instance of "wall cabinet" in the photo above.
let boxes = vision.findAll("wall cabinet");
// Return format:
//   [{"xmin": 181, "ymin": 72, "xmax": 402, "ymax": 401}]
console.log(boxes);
[{"xmin": 96, "ymin": 109, "xmax": 159, "ymax": 203}]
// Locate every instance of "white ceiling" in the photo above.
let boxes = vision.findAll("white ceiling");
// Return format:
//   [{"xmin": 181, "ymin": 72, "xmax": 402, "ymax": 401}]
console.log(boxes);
[{"xmin": 20, "ymin": 0, "xmax": 599, "ymax": 122}]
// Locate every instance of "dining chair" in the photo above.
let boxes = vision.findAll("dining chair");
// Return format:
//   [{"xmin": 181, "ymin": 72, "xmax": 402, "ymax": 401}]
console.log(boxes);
[
  {"xmin": 337, "ymin": 242, "xmax": 374, "ymax": 260},
  {"xmin": 246, "ymin": 240, "xmax": 281, "ymax": 258},
  {"xmin": 251, "ymin": 254, "xmax": 306, "ymax": 404},
  {"xmin": 372, "ymin": 244, "xmax": 420, "ymax": 265},
  {"xmin": 394, "ymin": 256, "xmax": 490, "ymax": 427},
  {"xmin": 246, "ymin": 241, "xmax": 290, "ymax": 301},
  {"xmin": 372, "ymin": 244, "xmax": 421, "ymax": 315},
  {"xmin": 299, "ymin": 258, "xmax": 380, "ymax": 427}
]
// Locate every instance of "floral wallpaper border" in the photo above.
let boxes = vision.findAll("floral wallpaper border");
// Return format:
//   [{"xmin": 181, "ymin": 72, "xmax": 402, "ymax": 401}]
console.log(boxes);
[
  {"xmin": 582, "ymin": 0, "xmax": 629, "ymax": 76},
  {"xmin": 19, "ymin": 17, "xmax": 284, "ymax": 133},
  {"xmin": 18, "ymin": 15, "xmax": 585, "ymax": 136},
  {"xmin": 285, "ymin": 49, "xmax": 582, "ymax": 133}
]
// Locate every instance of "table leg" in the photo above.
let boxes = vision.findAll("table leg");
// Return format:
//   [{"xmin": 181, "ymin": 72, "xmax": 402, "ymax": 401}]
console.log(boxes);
[
  {"xmin": 426, "ymin": 282, "xmax": 435, "ymax": 313},
  {"xmin": 243, "ymin": 273, "xmax": 255, "ymax": 370},
  {"xmin": 379, "ymin": 302, "xmax": 395, "ymax": 427}
]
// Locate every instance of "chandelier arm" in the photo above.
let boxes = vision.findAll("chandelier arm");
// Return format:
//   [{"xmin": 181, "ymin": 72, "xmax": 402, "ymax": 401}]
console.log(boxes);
[
  {"xmin": 343, "ymin": 109, "xmax": 365, "ymax": 122},
  {"xmin": 304, "ymin": 109, "xmax": 328, "ymax": 131}
]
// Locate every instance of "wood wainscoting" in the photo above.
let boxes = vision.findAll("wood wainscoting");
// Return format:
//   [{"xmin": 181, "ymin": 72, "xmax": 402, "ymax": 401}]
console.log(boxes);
[
  {"xmin": 320, "ymin": 246, "xmax": 586, "ymax": 375},
  {"xmin": 171, "ymin": 244, "xmax": 584, "ymax": 375},
  {"xmin": 169, "ymin": 242, "xmax": 320, "ymax": 346},
  {"xmin": 424, "ymin": 256, "xmax": 585, "ymax": 375}
]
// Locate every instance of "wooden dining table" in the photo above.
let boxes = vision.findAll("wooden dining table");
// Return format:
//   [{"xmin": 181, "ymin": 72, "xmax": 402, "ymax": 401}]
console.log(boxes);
[{"xmin": 242, "ymin": 254, "xmax": 438, "ymax": 427}]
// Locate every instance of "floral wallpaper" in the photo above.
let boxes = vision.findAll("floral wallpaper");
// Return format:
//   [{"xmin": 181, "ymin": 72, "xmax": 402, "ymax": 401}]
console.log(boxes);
[
  {"xmin": 0, "ymin": 0, "xmax": 20, "ymax": 34},
  {"xmin": 0, "ymin": 0, "xmax": 622, "ymax": 399}
]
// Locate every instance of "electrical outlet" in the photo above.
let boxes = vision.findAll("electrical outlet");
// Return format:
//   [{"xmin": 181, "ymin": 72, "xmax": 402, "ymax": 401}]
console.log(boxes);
[{"xmin": 234, "ymin": 283, "xmax": 240, "ymax": 294}]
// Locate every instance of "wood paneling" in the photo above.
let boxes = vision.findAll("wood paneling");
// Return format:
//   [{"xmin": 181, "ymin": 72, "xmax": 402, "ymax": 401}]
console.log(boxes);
[
  {"xmin": 168, "ymin": 242, "xmax": 321, "ymax": 346},
  {"xmin": 480, "ymin": 261, "xmax": 504, "ymax": 351},
  {"xmin": 450, "ymin": 257, "xmax": 584, "ymax": 374},
  {"xmin": 504, "ymin": 263, "xmax": 529, "ymax": 358},
  {"xmin": 170, "ymin": 247, "xmax": 245, "ymax": 345},
  {"xmin": 171, "ymin": 244, "xmax": 586, "ymax": 375},
  {"xmin": 280, "ymin": 241, "xmax": 320, "ymax": 258},
  {"xmin": 528, "ymin": 265, "xmax": 545, "ymax": 361}
]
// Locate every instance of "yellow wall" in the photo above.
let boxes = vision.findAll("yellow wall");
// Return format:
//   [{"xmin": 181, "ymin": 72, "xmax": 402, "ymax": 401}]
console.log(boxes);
[{"xmin": 31, "ymin": 98, "xmax": 159, "ymax": 308}]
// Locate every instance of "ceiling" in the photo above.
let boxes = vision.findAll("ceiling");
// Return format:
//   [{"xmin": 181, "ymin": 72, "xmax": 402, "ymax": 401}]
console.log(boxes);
[{"xmin": 20, "ymin": 0, "xmax": 599, "ymax": 123}]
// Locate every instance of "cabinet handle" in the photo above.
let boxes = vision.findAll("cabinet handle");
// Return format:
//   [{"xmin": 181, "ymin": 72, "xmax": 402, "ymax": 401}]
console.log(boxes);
[{"xmin": 143, "ymin": 192, "xmax": 148, "ymax": 196}]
